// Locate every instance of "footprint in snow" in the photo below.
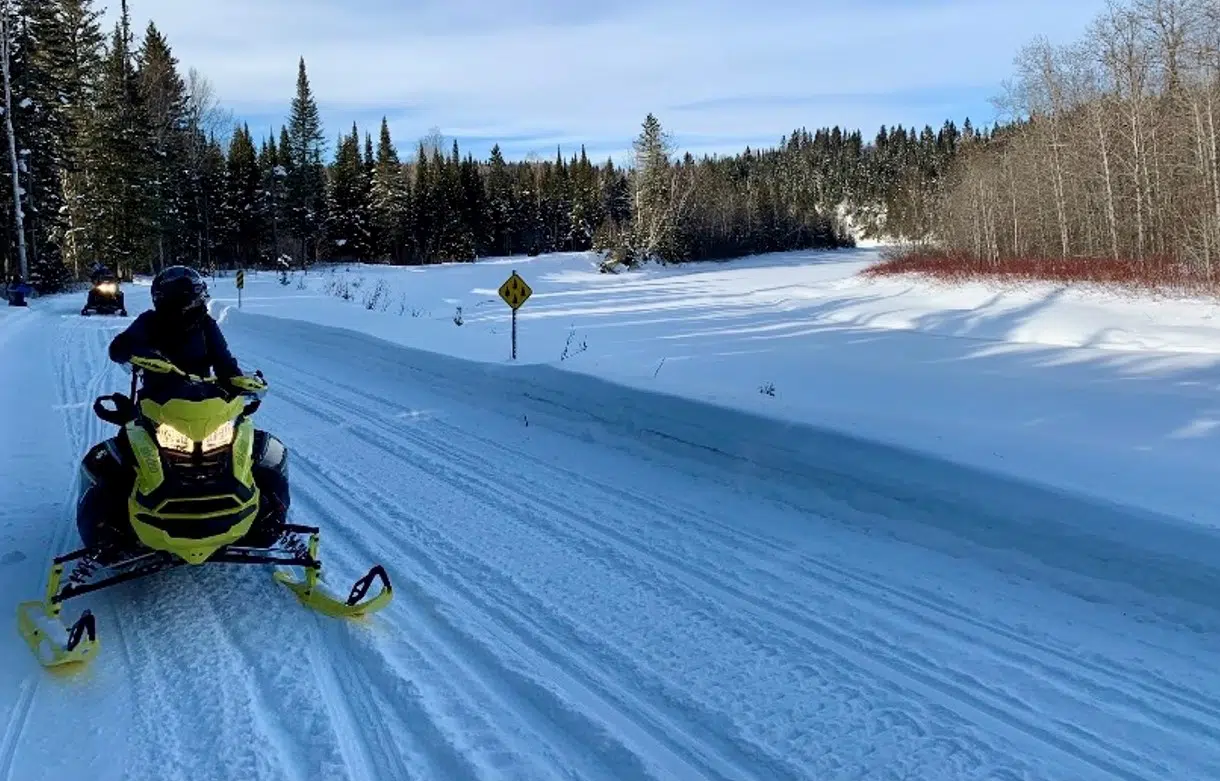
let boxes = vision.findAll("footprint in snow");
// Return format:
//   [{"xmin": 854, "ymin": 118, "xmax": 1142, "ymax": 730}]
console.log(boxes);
[{"xmin": 1, "ymin": 550, "xmax": 27, "ymax": 566}]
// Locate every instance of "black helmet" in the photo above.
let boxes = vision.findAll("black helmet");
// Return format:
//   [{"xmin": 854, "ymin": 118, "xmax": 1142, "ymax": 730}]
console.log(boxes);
[{"xmin": 151, "ymin": 266, "xmax": 208, "ymax": 321}]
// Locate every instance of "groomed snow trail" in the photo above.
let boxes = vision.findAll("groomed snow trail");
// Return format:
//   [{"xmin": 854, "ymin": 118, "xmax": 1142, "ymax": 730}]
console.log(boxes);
[{"xmin": 2, "ymin": 292, "xmax": 1219, "ymax": 781}]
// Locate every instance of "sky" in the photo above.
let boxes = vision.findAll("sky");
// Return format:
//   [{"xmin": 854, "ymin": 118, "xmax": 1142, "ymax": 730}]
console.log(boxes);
[{"xmin": 105, "ymin": 0, "xmax": 1112, "ymax": 163}]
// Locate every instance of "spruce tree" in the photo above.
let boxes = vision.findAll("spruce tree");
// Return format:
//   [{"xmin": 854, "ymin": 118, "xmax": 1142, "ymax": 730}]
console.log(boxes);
[
  {"xmin": 224, "ymin": 124, "xmax": 261, "ymax": 266},
  {"xmin": 485, "ymin": 144, "xmax": 515, "ymax": 255},
  {"xmin": 20, "ymin": 0, "xmax": 103, "ymax": 282},
  {"xmin": 369, "ymin": 117, "xmax": 409, "ymax": 262},
  {"xmin": 257, "ymin": 133, "xmax": 286, "ymax": 262},
  {"xmin": 628, "ymin": 113, "xmax": 676, "ymax": 262},
  {"xmin": 325, "ymin": 123, "xmax": 369, "ymax": 259},
  {"xmin": 284, "ymin": 57, "xmax": 325, "ymax": 263},
  {"xmin": 84, "ymin": 2, "xmax": 152, "ymax": 276},
  {"xmin": 136, "ymin": 21, "xmax": 187, "ymax": 271}
]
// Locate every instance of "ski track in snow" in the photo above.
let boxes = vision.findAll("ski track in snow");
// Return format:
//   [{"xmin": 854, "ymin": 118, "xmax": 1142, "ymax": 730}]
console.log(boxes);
[
  {"xmin": 3, "ymin": 294, "xmax": 1220, "ymax": 780},
  {"xmin": 240, "ymin": 319, "xmax": 1219, "ymax": 781}
]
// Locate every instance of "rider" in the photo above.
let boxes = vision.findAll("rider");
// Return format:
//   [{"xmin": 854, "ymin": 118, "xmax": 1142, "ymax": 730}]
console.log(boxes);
[{"xmin": 108, "ymin": 265, "xmax": 264, "ymax": 393}]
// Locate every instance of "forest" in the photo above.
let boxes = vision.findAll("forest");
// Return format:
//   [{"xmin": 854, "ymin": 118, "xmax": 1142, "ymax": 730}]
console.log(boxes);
[
  {"xmin": 0, "ymin": 0, "xmax": 977, "ymax": 291},
  {"xmin": 872, "ymin": 0, "xmax": 1220, "ymax": 290}
]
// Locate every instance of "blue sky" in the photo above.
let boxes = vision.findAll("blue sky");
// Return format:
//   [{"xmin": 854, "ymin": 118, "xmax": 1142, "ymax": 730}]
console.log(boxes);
[{"xmin": 107, "ymin": 0, "xmax": 1111, "ymax": 163}]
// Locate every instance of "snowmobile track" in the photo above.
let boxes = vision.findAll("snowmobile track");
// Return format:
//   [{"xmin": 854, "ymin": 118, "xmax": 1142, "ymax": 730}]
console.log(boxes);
[
  {"xmin": 247, "ymin": 332, "xmax": 1218, "ymax": 781},
  {"xmin": 265, "ymin": 366, "xmax": 799, "ymax": 780},
  {"xmin": 290, "ymin": 462, "xmax": 763, "ymax": 781},
  {"xmin": 0, "ymin": 680, "xmax": 35, "ymax": 781},
  {"xmin": 272, "ymin": 378, "xmax": 1145, "ymax": 781}
]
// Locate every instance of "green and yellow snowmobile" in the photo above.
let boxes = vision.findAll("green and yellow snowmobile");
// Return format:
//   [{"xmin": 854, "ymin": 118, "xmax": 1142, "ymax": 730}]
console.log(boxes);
[{"xmin": 17, "ymin": 358, "xmax": 392, "ymax": 669}]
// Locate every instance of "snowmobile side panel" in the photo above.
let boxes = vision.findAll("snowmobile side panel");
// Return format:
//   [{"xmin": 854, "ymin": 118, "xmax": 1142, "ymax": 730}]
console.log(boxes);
[
  {"xmin": 125, "ymin": 422, "xmax": 165, "ymax": 494},
  {"xmin": 232, "ymin": 417, "xmax": 255, "ymax": 484}
]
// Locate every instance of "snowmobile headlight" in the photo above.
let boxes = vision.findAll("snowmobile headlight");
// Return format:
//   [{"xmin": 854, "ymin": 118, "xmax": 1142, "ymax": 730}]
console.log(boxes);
[
  {"xmin": 96, "ymin": 282, "xmax": 117, "ymax": 294},
  {"xmin": 155, "ymin": 423, "xmax": 193, "ymax": 453},
  {"xmin": 201, "ymin": 421, "xmax": 235, "ymax": 453}
]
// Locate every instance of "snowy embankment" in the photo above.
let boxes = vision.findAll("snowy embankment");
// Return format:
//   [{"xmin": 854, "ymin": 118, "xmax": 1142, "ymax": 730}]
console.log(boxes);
[{"xmin": 219, "ymin": 249, "xmax": 1220, "ymax": 528}]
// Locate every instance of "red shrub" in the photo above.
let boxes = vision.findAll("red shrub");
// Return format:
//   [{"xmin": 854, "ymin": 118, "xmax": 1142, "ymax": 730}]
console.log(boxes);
[{"xmin": 862, "ymin": 251, "xmax": 1220, "ymax": 294}]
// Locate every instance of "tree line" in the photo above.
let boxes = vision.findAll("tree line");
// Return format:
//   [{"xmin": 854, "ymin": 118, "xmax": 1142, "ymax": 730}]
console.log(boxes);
[
  {"xmin": 921, "ymin": 0, "xmax": 1220, "ymax": 282},
  {"xmin": 0, "ymin": 0, "xmax": 974, "ymax": 291}
]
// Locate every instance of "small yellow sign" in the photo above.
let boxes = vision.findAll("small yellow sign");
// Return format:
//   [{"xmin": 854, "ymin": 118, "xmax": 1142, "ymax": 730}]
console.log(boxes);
[
  {"xmin": 236, "ymin": 270, "xmax": 245, "ymax": 289},
  {"xmin": 498, "ymin": 271, "xmax": 532, "ymax": 310}
]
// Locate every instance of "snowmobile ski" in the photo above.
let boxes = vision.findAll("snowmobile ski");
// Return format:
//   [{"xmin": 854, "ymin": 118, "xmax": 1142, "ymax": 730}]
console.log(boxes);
[
  {"xmin": 16, "ymin": 560, "xmax": 99, "ymax": 669},
  {"xmin": 273, "ymin": 531, "xmax": 393, "ymax": 618}
]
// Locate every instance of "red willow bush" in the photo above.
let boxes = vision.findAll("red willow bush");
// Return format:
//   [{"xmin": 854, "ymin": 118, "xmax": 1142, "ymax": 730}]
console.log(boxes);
[{"xmin": 862, "ymin": 251, "xmax": 1220, "ymax": 294}]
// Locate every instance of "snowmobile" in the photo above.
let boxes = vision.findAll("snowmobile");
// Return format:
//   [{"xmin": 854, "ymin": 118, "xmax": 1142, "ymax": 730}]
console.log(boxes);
[
  {"xmin": 80, "ymin": 271, "xmax": 127, "ymax": 316},
  {"xmin": 16, "ymin": 359, "xmax": 392, "ymax": 669}
]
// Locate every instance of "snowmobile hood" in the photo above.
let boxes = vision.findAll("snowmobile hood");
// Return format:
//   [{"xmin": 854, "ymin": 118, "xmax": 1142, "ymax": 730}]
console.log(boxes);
[{"xmin": 139, "ymin": 396, "xmax": 245, "ymax": 443}]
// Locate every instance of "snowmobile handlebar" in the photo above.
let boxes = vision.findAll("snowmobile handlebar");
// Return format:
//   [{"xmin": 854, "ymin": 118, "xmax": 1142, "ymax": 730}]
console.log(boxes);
[{"xmin": 93, "ymin": 361, "xmax": 268, "ymax": 427}]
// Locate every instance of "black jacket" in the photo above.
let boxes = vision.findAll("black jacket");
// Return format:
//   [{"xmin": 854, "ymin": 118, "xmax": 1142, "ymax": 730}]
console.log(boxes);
[{"xmin": 109, "ymin": 310, "xmax": 241, "ymax": 381}]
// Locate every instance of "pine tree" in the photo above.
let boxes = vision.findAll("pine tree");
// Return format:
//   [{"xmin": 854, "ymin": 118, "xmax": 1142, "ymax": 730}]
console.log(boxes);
[
  {"xmin": 369, "ymin": 117, "xmax": 409, "ymax": 262},
  {"xmin": 83, "ymin": 2, "xmax": 153, "ymax": 276},
  {"xmin": 0, "ymin": 0, "xmax": 29, "ymax": 283},
  {"xmin": 256, "ymin": 133, "xmax": 285, "ymax": 263},
  {"xmin": 567, "ymin": 145, "xmax": 600, "ymax": 250},
  {"xmin": 621, "ymin": 113, "xmax": 678, "ymax": 264},
  {"xmin": 284, "ymin": 57, "xmax": 325, "ymax": 263},
  {"xmin": 485, "ymin": 144, "xmax": 515, "ymax": 255},
  {"xmin": 224, "ymin": 124, "xmax": 260, "ymax": 266},
  {"xmin": 325, "ymin": 123, "xmax": 370, "ymax": 259},
  {"xmin": 19, "ymin": 0, "xmax": 103, "ymax": 283},
  {"xmin": 136, "ymin": 21, "xmax": 187, "ymax": 271}
]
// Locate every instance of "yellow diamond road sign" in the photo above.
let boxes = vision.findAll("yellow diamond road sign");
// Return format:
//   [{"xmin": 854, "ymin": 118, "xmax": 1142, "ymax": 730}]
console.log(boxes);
[{"xmin": 498, "ymin": 272, "xmax": 531, "ymax": 310}]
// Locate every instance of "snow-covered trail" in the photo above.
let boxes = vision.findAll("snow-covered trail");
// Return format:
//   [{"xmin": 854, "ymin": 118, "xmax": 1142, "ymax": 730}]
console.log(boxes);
[{"xmin": 3, "ymin": 294, "xmax": 1220, "ymax": 780}]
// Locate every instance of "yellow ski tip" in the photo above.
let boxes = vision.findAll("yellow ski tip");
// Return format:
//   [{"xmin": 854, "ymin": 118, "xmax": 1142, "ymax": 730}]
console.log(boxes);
[
  {"xmin": 17, "ymin": 601, "xmax": 99, "ymax": 669},
  {"xmin": 274, "ymin": 564, "xmax": 393, "ymax": 619}
]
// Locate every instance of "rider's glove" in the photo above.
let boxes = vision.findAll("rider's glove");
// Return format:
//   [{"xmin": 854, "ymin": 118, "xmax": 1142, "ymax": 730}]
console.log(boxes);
[{"xmin": 229, "ymin": 374, "xmax": 267, "ymax": 393}]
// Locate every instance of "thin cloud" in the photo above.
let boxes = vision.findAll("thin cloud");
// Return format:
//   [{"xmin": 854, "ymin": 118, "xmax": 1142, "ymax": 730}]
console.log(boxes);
[{"xmin": 111, "ymin": 0, "xmax": 1111, "ymax": 159}]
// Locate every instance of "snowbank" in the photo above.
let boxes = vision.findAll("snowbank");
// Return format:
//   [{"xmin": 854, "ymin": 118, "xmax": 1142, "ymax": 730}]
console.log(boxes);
[{"xmin": 209, "ymin": 249, "xmax": 1220, "ymax": 526}]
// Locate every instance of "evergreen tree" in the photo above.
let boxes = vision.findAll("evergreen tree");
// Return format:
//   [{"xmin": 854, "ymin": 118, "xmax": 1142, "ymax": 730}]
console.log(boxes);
[
  {"xmin": 21, "ymin": 0, "xmax": 103, "ymax": 282},
  {"xmin": 83, "ymin": 2, "xmax": 152, "ymax": 276},
  {"xmin": 369, "ymin": 117, "xmax": 409, "ymax": 262},
  {"xmin": 325, "ymin": 123, "xmax": 370, "ymax": 259},
  {"xmin": 284, "ymin": 57, "xmax": 325, "ymax": 263},
  {"xmin": 224, "ymin": 124, "xmax": 261, "ymax": 266},
  {"xmin": 257, "ymin": 132, "xmax": 288, "ymax": 263},
  {"xmin": 626, "ymin": 113, "xmax": 677, "ymax": 263},
  {"xmin": 485, "ymin": 145, "xmax": 516, "ymax": 255},
  {"xmin": 135, "ymin": 21, "xmax": 187, "ymax": 271}
]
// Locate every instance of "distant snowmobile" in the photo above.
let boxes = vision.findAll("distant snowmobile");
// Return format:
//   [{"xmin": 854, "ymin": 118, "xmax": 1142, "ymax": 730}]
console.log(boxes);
[
  {"xmin": 16, "ymin": 358, "xmax": 392, "ymax": 669},
  {"xmin": 81, "ymin": 267, "xmax": 127, "ymax": 316}
]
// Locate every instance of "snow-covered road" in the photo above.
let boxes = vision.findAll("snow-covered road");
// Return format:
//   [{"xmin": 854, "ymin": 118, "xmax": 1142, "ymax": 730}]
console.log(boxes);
[{"xmin": 3, "ymin": 289, "xmax": 1219, "ymax": 780}]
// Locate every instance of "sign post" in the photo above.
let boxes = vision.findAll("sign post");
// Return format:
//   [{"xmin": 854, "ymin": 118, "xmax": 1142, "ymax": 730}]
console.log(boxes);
[
  {"xmin": 236, "ymin": 269, "xmax": 245, "ymax": 309},
  {"xmin": 497, "ymin": 270, "xmax": 532, "ymax": 360}
]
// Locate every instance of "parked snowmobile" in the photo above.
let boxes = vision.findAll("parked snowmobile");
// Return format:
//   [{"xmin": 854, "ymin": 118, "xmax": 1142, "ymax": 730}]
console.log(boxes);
[
  {"xmin": 81, "ymin": 269, "xmax": 127, "ymax": 316},
  {"xmin": 17, "ymin": 359, "xmax": 392, "ymax": 669}
]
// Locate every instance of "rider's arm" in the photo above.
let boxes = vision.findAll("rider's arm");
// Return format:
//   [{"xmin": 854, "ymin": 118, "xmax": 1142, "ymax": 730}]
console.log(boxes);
[
  {"xmin": 204, "ymin": 316, "xmax": 241, "ymax": 381},
  {"xmin": 108, "ymin": 311, "xmax": 156, "ymax": 365}
]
